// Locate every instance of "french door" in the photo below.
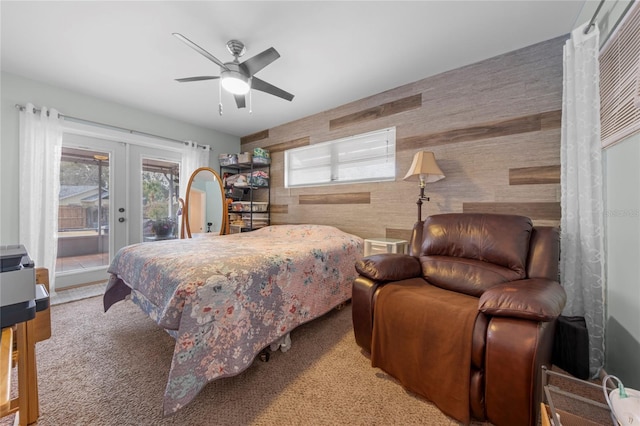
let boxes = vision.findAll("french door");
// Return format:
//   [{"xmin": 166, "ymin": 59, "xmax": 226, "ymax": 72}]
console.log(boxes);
[
  {"xmin": 129, "ymin": 145, "xmax": 182, "ymax": 245},
  {"xmin": 56, "ymin": 130, "xmax": 182, "ymax": 289}
]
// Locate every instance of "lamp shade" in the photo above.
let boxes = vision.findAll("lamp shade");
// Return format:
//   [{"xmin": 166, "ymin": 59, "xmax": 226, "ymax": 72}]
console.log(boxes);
[{"xmin": 403, "ymin": 151, "xmax": 445, "ymax": 183}]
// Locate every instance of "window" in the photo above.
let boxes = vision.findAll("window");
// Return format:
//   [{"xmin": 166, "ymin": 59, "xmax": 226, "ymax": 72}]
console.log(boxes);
[
  {"xmin": 285, "ymin": 127, "xmax": 396, "ymax": 188},
  {"xmin": 141, "ymin": 158, "xmax": 181, "ymax": 241},
  {"xmin": 57, "ymin": 146, "xmax": 112, "ymax": 273}
]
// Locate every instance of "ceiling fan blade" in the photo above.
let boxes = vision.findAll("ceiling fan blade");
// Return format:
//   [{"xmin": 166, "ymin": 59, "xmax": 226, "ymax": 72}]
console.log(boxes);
[
  {"xmin": 234, "ymin": 94, "xmax": 246, "ymax": 109},
  {"xmin": 240, "ymin": 47, "xmax": 280, "ymax": 76},
  {"xmin": 251, "ymin": 77, "xmax": 294, "ymax": 102},
  {"xmin": 175, "ymin": 76, "xmax": 220, "ymax": 83},
  {"xmin": 173, "ymin": 33, "xmax": 229, "ymax": 71}
]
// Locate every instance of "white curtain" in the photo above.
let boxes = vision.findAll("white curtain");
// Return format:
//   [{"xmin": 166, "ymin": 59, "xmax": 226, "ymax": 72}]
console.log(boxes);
[
  {"xmin": 560, "ymin": 23, "xmax": 605, "ymax": 377},
  {"xmin": 19, "ymin": 103, "xmax": 64, "ymax": 294},
  {"xmin": 179, "ymin": 142, "xmax": 211, "ymax": 237},
  {"xmin": 180, "ymin": 142, "xmax": 211, "ymax": 199}
]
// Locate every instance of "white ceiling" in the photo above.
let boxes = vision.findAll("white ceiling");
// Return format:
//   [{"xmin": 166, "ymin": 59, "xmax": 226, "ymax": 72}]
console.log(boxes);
[{"xmin": 1, "ymin": 1, "xmax": 594, "ymax": 138}]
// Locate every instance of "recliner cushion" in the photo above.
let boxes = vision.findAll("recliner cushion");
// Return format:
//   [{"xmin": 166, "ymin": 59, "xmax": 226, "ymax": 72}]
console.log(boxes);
[
  {"xmin": 419, "ymin": 214, "xmax": 533, "ymax": 295},
  {"xmin": 421, "ymin": 255, "xmax": 524, "ymax": 297}
]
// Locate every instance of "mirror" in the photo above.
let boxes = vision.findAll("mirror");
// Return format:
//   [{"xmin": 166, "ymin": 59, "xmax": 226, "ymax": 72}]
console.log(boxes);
[{"xmin": 184, "ymin": 167, "xmax": 227, "ymax": 237}]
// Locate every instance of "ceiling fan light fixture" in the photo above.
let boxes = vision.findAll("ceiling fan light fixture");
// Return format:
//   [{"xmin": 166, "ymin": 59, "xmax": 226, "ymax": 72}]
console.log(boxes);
[
  {"xmin": 221, "ymin": 70, "xmax": 250, "ymax": 95},
  {"xmin": 174, "ymin": 34, "xmax": 293, "ymax": 107}
]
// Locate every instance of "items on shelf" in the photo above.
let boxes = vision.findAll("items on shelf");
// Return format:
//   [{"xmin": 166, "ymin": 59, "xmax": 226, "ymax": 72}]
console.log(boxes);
[
  {"xmin": 230, "ymin": 201, "xmax": 268, "ymax": 212},
  {"xmin": 253, "ymin": 147, "xmax": 270, "ymax": 164},
  {"xmin": 222, "ymin": 171, "xmax": 269, "ymax": 189},
  {"xmin": 218, "ymin": 153, "xmax": 238, "ymax": 166},
  {"xmin": 218, "ymin": 148, "xmax": 270, "ymax": 167},
  {"xmin": 238, "ymin": 152, "xmax": 252, "ymax": 163},
  {"xmin": 225, "ymin": 173, "xmax": 248, "ymax": 188},
  {"xmin": 248, "ymin": 170, "xmax": 269, "ymax": 187},
  {"xmin": 242, "ymin": 213, "xmax": 268, "ymax": 228},
  {"xmin": 219, "ymin": 152, "xmax": 270, "ymax": 233}
]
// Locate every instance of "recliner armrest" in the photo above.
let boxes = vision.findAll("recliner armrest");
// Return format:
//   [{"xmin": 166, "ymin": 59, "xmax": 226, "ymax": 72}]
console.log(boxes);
[
  {"xmin": 478, "ymin": 278, "xmax": 566, "ymax": 322},
  {"xmin": 355, "ymin": 253, "xmax": 422, "ymax": 281}
]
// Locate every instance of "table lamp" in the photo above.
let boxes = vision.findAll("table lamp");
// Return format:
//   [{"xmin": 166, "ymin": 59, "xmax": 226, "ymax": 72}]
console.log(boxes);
[{"xmin": 403, "ymin": 151, "xmax": 445, "ymax": 222}]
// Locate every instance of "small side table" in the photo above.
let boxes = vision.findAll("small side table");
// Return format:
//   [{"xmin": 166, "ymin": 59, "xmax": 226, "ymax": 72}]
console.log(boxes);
[{"xmin": 363, "ymin": 238, "xmax": 409, "ymax": 257}]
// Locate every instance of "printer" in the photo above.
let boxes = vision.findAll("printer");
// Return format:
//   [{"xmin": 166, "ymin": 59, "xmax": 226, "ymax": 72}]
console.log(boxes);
[{"xmin": 0, "ymin": 244, "xmax": 49, "ymax": 329}]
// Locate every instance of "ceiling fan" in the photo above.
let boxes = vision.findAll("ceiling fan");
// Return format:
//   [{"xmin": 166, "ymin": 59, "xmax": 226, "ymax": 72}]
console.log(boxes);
[{"xmin": 173, "ymin": 33, "xmax": 294, "ymax": 113}]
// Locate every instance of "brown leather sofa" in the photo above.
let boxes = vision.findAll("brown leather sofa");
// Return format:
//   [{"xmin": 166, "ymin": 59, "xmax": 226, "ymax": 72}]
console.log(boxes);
[{"xmin": 352, "ymin": 213, "xmax": 566, "ymax": 425}]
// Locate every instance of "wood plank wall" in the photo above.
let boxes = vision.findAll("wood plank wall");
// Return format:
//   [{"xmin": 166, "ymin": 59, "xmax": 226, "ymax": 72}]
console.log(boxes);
[{"xmin": 239, "ymin": 36, "xmax": 566, "ymax": 240}]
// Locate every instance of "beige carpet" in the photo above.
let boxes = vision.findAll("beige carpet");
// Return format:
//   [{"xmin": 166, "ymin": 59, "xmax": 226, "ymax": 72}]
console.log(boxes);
[{"xmin": 2, "ymin": 295, "xmax": 481, "ymax": 426}]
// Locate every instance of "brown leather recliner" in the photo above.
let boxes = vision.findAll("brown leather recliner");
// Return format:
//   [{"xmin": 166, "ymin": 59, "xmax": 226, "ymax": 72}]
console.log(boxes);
[{"xmin": 352, "ymin": 213, "xmax": 566, "ymax": 426}]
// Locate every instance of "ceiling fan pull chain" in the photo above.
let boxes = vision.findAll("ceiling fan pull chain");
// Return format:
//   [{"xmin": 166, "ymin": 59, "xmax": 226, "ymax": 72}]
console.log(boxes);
[
  {"xmin": 249, "ymin": 81, "xmax": 253, "ymax": 114},
  {"xmin": 218, "ymin": 81, "xmax": 223, "ymax": 116}
]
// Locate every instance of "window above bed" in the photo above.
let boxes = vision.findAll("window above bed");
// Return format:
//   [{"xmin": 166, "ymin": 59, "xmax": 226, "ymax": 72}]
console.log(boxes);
[{"xmin": 284, "ymin": 127, "xmax": 396, "ymax": 188}]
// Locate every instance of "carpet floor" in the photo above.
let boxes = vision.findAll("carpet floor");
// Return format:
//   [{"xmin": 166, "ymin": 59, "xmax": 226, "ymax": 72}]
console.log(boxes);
[
  {"xmin": 2, "ymin": 295, "xmax": 482, "ymax": 426},
  {"xmin": 3, "ymin": 295, "xmax": 610, "ymax": 426}
]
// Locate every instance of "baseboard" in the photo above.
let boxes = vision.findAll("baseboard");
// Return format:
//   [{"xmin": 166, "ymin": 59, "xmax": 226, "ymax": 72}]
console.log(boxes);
[
  {"xmin": 56, "ymin": 279, "xmax": 108, "ymax": 292},
  {"xmin": 599, "ymin": 368, "xmax": 608, "ymax": 381}
]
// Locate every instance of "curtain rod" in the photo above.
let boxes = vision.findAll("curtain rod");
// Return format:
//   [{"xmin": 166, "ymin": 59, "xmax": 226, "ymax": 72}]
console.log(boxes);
[
  {"xmin": 14, "ymin": 103, "xmax": 210, "ymax": 151},
  {"xmin": 584, "ymin": 0, "xmax": 606, "ymax": 34}
]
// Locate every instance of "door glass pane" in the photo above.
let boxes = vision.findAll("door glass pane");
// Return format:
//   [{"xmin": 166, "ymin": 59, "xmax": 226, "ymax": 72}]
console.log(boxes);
[
  {"xmin": 142, "ymin": 158, "xmax": 180, "ymax": 241},
  {"xmin": 57, "ymin": 147, "xmax": 110, "ymax": 273}
]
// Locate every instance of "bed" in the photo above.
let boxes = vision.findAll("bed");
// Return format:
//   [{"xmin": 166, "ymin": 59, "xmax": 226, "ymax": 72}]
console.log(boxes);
[{"xmin": 103, "ymin": 224, "xmax": 363, "ymax": 415}]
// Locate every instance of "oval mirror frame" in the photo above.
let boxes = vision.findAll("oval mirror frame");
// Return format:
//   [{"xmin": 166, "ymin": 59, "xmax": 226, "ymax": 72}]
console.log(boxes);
[
  {"xmin": 178, "ymin": 197, "xmax": 185, "ymax": 239},
  {"xmin": 184, "ymin": 167, "xmax": 228, "ymax": 238}
]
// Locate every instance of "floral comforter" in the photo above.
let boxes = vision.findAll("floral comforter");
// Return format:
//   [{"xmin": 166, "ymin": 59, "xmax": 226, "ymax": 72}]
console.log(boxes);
[{"xmin": 103, "ymin": 224, "xmax": 363, "ymax": 414}]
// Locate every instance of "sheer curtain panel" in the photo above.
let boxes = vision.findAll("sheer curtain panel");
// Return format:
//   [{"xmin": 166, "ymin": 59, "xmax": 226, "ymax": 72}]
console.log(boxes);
[
  {"xmin": 560, "ymin": 23, "xmax": 605, "ymax": 377},
  {"xmin": 180, "ymin": 142, "xmax": 211, "ymax": 198},
  {"xmin": 19, "ymin": 103, "xmax": 63, "ymax": 294}
]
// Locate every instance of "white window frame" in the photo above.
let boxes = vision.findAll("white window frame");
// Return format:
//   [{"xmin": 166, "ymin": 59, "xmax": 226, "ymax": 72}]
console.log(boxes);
[{"xmin": 284, "ymin": 127, "xmax": 396, "ymax": 188}]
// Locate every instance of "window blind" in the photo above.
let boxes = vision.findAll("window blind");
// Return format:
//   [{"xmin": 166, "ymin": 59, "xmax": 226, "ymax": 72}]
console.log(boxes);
[
  {"xmin": 285, "ymin": 127, "xmax": 396, "ymax": 188},
  {"xmin": 600, "ymin": 2, "xmax": 640, "ymax": 148}
]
